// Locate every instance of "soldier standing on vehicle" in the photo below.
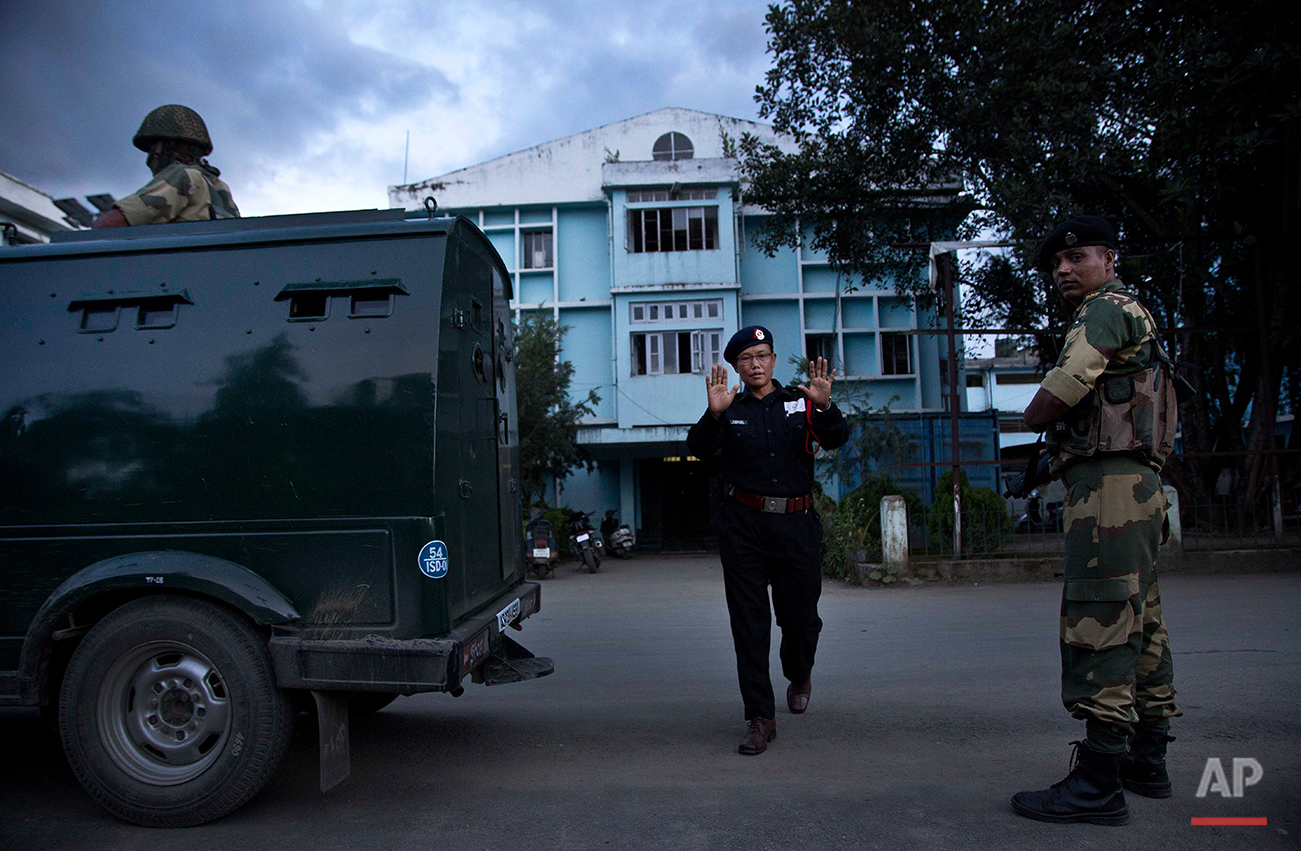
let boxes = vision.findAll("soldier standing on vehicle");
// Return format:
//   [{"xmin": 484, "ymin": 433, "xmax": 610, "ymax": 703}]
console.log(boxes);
[
  {"xmin": 93, "ymin": 104, "xmax": 240, "ymax": 228},
  {"xmin": 1013, "ymin": 215, "xmax": 1181, "ymax": 825},
  {"xmin": 686, "ymin": 326, "xmax": 848, "ymax": 755}
]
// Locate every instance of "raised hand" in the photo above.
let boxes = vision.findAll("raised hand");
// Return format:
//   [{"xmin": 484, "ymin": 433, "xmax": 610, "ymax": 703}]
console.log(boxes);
[
  {"xmin": 797, "ymin": 356, "xmax": 836, "ymax": 411},
  {"xmin": 706, "ymin": 362, "xmax": 739, "ymax": 418}
]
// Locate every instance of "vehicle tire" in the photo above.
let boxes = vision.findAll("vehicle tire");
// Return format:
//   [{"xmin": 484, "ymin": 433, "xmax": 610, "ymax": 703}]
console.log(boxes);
[
  {"xmin": 581, "ymin": 547, "xmax": 597, "ymax": 573},
  {"xmin": 58, "ymin": 596, "xmax": 295, "ymax": 827},
  {"xmin": 345, "ymin": 692, "xmax": 398, "ymax": 717}
]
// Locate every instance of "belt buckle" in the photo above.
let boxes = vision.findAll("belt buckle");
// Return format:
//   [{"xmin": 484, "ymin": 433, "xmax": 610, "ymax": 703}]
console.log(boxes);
[{"xmin": 763, "ymin": 496, "xmax": 787, "ymax": 513}]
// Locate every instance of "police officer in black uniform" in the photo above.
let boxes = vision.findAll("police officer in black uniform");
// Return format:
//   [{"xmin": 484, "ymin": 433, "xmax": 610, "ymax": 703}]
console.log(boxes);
[{"xmin": 686, "ymin": 326, "xmax": 848, "ymax": 755}]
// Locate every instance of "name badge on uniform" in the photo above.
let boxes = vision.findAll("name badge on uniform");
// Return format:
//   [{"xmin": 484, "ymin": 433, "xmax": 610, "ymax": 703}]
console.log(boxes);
[
  {"xmin": 784, "ymin": 398, "xmax": 807, "ymax": 416},
  {"xmin": 728, "ymin": 419, "xmax": 748, "ymax": 426}
]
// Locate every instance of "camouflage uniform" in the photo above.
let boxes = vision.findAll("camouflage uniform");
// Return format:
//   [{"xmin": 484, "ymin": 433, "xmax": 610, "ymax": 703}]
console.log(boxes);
[
  {"xmin": 114, "ymin": 162, "xmax": 239, "ymax": 226},
  {"xmin": 1040, "ymin": 279, "xmax": 1180, "ymax": 754}
]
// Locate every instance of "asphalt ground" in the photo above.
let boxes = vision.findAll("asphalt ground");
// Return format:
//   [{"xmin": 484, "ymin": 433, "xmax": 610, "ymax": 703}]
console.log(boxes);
[{"xmin": 1, "ymin": 555, "xmax": 1297, "ymax": 850}]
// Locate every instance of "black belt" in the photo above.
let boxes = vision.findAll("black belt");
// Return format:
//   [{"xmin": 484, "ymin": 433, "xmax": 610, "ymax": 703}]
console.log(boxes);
[{"xmin": 729, "ymin": 486, "xmax": 812, "ymax": 514}]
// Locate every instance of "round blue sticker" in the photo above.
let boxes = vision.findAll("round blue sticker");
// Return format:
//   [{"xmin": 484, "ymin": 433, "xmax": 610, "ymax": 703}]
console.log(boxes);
[{"xmin": 418, "ymin": 540, "xmax": 449, "ymax": 579}]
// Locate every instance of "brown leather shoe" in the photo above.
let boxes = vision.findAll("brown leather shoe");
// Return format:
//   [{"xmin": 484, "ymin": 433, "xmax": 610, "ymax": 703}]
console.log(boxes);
[
  {"xmin": 787, "ymin": 680, "xmax": 811, "ymax": 714},
  {"xmin": 738, "ymin": 717, "xmax": 776, "ymax": 755}
]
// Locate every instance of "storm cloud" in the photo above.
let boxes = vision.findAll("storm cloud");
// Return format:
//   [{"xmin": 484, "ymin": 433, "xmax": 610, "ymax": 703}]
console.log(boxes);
[{"xmin": 0, "ymin": 0, "xmax": 775, "ymax": 216}]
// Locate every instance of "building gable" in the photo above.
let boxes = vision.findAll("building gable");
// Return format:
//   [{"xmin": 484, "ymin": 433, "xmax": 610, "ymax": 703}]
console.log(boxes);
[{"xmin": 389, "ymin": 107, "xmax": 795, "ymax": 210}]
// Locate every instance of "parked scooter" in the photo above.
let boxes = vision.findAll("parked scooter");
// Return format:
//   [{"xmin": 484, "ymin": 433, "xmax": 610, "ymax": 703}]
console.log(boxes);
[
  {"xmin": 568, "ymin": 510, "xmax": 604, "ymax": 573},
  {"xmin": 524, "ymin": 512, "xmax": 559, "ymax": 579},
  {"xmin": 601, "ymin": 509, "xmax": 635, "ymax": 559},
  {"xmin": 1015, "ymin": 488, "xmax": 1063, "ymax": 533}
]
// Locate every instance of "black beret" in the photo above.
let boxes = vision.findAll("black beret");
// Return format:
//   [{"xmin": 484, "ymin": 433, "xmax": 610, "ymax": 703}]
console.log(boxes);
[
  {"xmin": 1038, "ymin": 216, "xmax": 1116, "ymax": 269},
  {"xmin": 724, "ymin": 326, "xmax": 773, "ymax": 366}
]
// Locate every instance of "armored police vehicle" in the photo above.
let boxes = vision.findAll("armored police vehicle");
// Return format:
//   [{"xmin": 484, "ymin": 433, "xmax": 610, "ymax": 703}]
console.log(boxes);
[{"xmin": 0, "ymin": 209, "xmax": 551, "ymax": 826}]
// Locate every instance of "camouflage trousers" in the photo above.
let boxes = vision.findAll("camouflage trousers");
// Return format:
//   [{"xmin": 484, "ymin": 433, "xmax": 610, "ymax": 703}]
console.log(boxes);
[{"xmin": 1060, "ymin": 456, "xmax": 1180, "ymax": 751}]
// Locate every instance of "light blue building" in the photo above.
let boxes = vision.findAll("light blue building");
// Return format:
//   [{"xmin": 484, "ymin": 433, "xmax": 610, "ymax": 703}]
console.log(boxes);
[{"xmin": 390, "ymin": 108, "xmax": 967, "ymax": 549}]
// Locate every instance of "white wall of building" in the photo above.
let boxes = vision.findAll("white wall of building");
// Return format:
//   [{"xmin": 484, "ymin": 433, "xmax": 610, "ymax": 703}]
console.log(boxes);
[{"xmin": 0, "ymin": 170, "xmax": 77, "ymax": 244}]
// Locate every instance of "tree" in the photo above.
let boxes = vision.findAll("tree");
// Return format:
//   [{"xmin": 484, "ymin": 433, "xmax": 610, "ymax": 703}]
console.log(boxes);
[
  {"xmin": 742, "ymin": 0, "xmax": 1301, "ymax": 506},
  {"xmin": 514, "ymin": 311, "xmax": 600, "ymax": 506}
]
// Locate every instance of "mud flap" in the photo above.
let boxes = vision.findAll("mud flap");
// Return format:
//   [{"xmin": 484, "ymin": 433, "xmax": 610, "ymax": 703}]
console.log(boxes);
[
  {"xmin": 311, "ymin": 690, "xmax": 351, "ymax": 792},
  {"xmin": 480, "ymin": 634, "xmax": 554, "ymax": 686}
]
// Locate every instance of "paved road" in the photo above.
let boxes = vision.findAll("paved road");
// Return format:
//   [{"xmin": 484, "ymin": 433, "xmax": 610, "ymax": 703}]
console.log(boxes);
[{"xmin": 2, "ymin": 557, "xmax": 1297, "ymax": 850}]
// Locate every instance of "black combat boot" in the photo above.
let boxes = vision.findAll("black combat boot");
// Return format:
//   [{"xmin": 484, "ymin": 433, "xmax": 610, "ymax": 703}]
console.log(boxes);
[
  {"xmin": 1011, "ymin": 741, "xmax": 1131, "ymax": 825},
  {"xmin": 1120, "ymin": 723, "xmax": 1174, "ymax": 798}
]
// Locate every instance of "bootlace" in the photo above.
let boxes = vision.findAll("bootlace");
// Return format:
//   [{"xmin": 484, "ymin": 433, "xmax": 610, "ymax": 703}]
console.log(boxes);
[
  {"xmin": 748, "ymin": 718, "xmax": 768, "ymax": 734},
  {"xmin": 1047, "ymin": 740, "xmax": 1087, "ymax": 790},
  {"xmin": 1067, "ymin": 740, "xmax": 1085, "ymax": 771}
]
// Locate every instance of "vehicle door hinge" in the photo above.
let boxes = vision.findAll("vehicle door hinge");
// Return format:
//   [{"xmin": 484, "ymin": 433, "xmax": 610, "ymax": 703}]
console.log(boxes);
[
  {"xmin": 452, "ymin": 309, "xmax": 467, "ymax": 329},
  {"xmin": 458, "ymin": 478, "xmax": 473, "ymax": 499},
  {"xmin": 508, "ymin": 478, "xmax": 518, "ymax": 493}
]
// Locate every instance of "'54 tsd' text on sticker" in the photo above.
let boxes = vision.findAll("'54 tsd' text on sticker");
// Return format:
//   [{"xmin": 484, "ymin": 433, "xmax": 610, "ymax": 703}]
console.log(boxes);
[{"xmin": 418, "ymin": 540, "xmax": 449, "ymax": 579}]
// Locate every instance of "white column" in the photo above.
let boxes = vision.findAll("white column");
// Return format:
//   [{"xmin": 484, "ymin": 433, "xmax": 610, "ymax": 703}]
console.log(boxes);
[
  {"xmin": 1162, "ymin": 485, "xmax": 1182, "ymax": 554},
  {"xmin": 881, "ymin": 495, "xmax": 910, "ymax": 570}
]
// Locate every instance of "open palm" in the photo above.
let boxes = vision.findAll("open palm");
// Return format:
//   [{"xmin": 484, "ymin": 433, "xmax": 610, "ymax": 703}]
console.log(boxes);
[
  {"xmin": 797, "ymin": 356, "xmax": 835, "ymax": 410},
  {"xmin": 706, "ymin": 362, "xmax": 738, "ymax": 417}
]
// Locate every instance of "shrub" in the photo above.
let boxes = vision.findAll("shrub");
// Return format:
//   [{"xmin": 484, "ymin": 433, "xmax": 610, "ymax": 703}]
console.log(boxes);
[
  {"xmin": 818, "ymin": 474, "xmax": 924, "ymax": 583},
  {"xmin": 926, "ymin": 469, "xmax": 1013, "ymax": 554}
]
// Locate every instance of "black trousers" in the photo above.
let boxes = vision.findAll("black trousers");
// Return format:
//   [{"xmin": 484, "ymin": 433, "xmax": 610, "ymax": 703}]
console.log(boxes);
[{"xmin": 717, "ymin": 497, "xmax": 824, "ymax": 720}]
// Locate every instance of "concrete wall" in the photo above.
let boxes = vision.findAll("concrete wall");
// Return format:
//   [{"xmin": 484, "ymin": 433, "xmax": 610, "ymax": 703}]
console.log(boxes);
[
  {"xmin": 391, "ymin": 107, "xmax": 796, "ymax": 210},
  {"xmin": 0, "ymin": 170, "xmax": 77, "ymax": 244}
]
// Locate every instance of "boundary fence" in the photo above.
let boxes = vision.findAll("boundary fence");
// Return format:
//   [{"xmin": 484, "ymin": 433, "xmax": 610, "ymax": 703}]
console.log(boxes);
[{"xmin": 900, "ymin": 495, "xmax": 1301, "ymax": 559}]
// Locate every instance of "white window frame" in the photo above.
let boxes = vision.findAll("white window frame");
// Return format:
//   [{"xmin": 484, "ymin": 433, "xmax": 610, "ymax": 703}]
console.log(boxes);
[
  {"xmin": 629, "ymin": 298, "xmax": 723, "ymax": 325},
  {"xmin": 805, "ymin": 334, "xmax": 835, "ymax": 364},
  {"xmin": 632, "ymin": 328, "xmax": 723, "ymax": 376},
  {"xmin": 521, "ymin": 229, "xmax": 553, "ymax": 269},
  {"xmin": 626, "ymin": 206, "xmax": 719, "ymax": 253},
  {"xmin": 652, "ymin": 132, "xmax": 694, "ymax": 161},
  {"xmin": 627, "ymin": 186, "xmax": 717, "ymax": 203},
  {"xmin": 880, "ymin": 331, "xmax": 914, "ymax": 375},
  {"xmin": 690, "ymin": 330, "xmax": 722, "ymax": 373}
]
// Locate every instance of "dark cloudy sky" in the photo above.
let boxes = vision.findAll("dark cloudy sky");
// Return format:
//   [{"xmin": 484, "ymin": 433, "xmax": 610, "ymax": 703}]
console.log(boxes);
[{"xmin": 0, "ymin": 0, "xmax": 776, "ymax": 216}]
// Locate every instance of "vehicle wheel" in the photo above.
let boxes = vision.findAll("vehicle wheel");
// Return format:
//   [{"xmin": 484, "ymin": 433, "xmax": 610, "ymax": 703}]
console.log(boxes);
[
  {"xmin": 581, "ymin": 547, "xmax": 597, "ymax": 573},
  {"xmin": 59, "ymin": 596, "xmax": 295, "ymax": 827},
  {"xmin": 345, "ymin": 692, "xmax": 398, "ymax": 717}
]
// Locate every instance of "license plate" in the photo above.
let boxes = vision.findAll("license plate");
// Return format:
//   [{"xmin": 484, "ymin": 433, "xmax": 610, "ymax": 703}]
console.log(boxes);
[
  {"xmin": 496, "ymin": 598, "xmax": 522, "ymax": 632},
  {"xmin": 521, "ymin": 586, "xmax": 538, "ymax": 618},
  {"xmin": 576, "ymin": 532, "xmax": 589, "ymax": 542},
  {"xmin": 461, "ymin": 628, "xmax": 489, "ymax": 673},
  {"xmin": 532, "ymin": 547, "xmax": 550, "ymax": 558}
]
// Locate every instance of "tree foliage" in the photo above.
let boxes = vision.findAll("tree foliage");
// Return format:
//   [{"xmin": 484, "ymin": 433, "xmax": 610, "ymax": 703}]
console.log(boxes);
[
  {"xmin": 743, "ymin": 0, "xmax": 1301, "ymax": 504},
  {"xmin": 514, "ymin": 312, "xmax": 599, "ymax": 506}
]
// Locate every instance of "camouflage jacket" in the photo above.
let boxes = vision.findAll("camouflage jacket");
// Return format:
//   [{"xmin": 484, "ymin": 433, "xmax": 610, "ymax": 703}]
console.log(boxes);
[
  {"xmin": 1040, "ymin": 280, "xmax": 1177, "ymax": 473},
  {"xmin": 114, "ymin": 161, "xmax": 240, "ymax": 226}
]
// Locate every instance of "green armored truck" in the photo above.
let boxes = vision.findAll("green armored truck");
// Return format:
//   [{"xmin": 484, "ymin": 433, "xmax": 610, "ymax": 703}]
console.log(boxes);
[{"xmin": 0, "ymin": 209, "xmax": 552, "ymax": 826}]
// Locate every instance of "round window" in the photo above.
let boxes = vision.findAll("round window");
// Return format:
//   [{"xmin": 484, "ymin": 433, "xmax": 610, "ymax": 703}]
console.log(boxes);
[{"xmin": 652, "ymin": 132, "xmax": 693, "ymax": 161}]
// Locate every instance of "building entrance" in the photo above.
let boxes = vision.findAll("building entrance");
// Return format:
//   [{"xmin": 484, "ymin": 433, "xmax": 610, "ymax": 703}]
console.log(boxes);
[{"xmin": 638, "ymin": 456, "xmax": 717, "ymax": 551}]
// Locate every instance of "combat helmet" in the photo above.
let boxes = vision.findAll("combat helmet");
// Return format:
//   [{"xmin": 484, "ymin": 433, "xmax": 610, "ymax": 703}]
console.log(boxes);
[{"xmin": 132, "ymin": 104, "xmax": 213, "ymax": 156}]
